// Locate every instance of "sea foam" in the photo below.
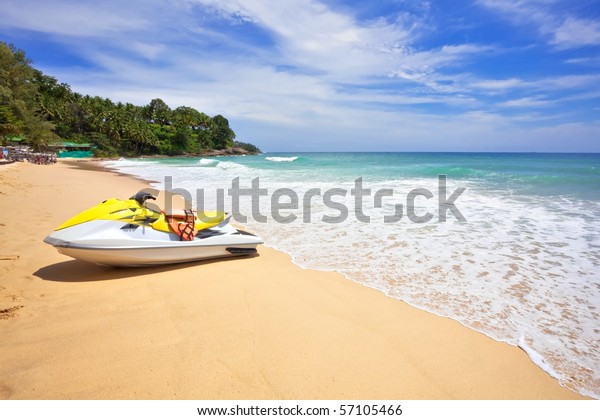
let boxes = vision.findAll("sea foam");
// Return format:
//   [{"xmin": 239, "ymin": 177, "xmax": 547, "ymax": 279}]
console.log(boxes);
[
  {"xmin": 197, "ymin": 158, "xmax": 219, "ymax": 167},
  {"xmin": 265, "ymin": 156, "xmax": 298, "ymax": 162}
]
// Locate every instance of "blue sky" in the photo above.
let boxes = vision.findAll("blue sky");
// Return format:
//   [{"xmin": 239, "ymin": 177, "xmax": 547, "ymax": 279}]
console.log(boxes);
[{"xmin": 1, "ymin": 0, "xmax": 600, "ymax": 152}]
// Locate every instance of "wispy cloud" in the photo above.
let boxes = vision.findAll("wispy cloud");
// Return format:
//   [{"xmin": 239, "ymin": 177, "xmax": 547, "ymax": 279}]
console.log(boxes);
[
  {"xmin": 471, "ymin": 74, "xmax": 600, "ymax": 93},
  {"xmin": 190, "ymin": 0, "xmax": 419, "ymax": 82},
  {"xmin": 470, "ymin": 78, "xmax": 526, "ymax": 92},
  {"xmin": 0, "ymin": 0, "xmax": 149, "ymax": 37},
  {"xmin": 551, "ymin": 17, "xmax": 600, "ymax": 49},
  {"xmin": 0, "ymin": 0, "xmax": 499, "ymax": 94},
  {"xmin": 499, "ymin": 96, "xmax": 554, "ymax": 108},
  {"xmin": 566, "ymin": 56, "xmax": 600, "ymax": 66},
  {"xmin": 477, "ymin": 0, "xmax": 600, "ymax": 49}
]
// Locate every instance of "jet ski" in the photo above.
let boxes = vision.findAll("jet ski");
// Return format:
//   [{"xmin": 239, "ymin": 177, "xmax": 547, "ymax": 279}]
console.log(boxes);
[{"xmin": 44, "ymin": 191, "xmax": 262, "ymax": 267}]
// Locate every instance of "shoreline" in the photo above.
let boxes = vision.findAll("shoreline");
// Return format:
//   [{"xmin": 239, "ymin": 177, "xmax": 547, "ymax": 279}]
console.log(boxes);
[
  {"xmin": 0, "ymin": 161, "xmax": 587, "ymax": 399},
  {"xmin": 55, "ymin": 146, "xmax": 258, "ymax": 161}
]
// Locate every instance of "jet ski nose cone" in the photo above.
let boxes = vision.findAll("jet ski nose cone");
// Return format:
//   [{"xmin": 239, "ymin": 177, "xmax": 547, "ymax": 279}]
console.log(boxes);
[{"xmin": 44, "ymin": 235, "xmax": 69, "ymax": 247}]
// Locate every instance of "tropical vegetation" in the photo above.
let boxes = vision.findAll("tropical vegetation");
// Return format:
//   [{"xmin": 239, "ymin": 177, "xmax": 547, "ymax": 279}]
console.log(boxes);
[{"xmin": 0, "ymin": 41, "xmax": 260, "ymax": 156}]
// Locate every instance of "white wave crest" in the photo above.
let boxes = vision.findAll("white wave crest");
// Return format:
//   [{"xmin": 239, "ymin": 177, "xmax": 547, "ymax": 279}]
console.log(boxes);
[
  {"xmin": 265, "ymin": 156, "xmax": 298, "ymax": 162},
  {"xmin": 197, "ymin": 158, "xmax": 219, "ymax": 167},
  {"xmin": 216, "ymin": 161, "xmax": 247, "ymax": 170}
]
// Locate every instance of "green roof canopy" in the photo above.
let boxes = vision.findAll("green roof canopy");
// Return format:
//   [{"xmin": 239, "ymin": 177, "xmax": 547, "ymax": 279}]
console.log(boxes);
[{"xmin": 49, "ymin": 142, "xmax": 92, "ymax": 148}]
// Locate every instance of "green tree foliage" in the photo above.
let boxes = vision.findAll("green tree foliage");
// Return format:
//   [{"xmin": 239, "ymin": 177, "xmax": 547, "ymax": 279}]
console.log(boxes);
[
  {"xmin": 143, "ymin": 98, "xmax": 171, "ymax": 126},
  {"xmin": 233, "ymin": 141, "xmax": 262, "ymax": 154},
  {"xmin": 33, "ymin": 70, "xmax": 74, "ymax": 138},
  {"xmin": 0, "ymin": 41, "xmax": 261, "ymax": 156},
  {"xmin": 209, "ymin": 115, "xmax": 236, "ymax": 150},
  {"xmin": 0, "ymin": 42, "xmax": 57, "ymax": 148}
]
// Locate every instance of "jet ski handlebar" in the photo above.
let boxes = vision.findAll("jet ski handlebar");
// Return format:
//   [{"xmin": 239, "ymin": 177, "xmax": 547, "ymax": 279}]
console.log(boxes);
[{"xmin": 131, "ymin": 191, "xmax": 157, "ymax": 206}]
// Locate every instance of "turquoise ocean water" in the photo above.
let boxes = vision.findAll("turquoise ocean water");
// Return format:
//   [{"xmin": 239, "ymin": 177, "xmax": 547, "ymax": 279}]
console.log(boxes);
[{"xmin": 105, "ymin": 152, "xmax": 600, "ymax": 397}]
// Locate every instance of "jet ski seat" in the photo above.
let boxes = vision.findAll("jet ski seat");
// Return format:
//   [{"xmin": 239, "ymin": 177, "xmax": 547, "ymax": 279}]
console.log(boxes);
[{"xmin": 164, "ymin": 208, "xmax": 194, "ymax": 219}]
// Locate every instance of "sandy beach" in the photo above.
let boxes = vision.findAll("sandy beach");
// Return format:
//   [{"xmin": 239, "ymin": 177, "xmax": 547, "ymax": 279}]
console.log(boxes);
[{"xmin": 0, "ymin": 161, "xmax": 585, "ymax": 399}]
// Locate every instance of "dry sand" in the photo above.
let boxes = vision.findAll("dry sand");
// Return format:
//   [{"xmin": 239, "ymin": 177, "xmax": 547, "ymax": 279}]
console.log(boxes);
[{"xmin": 0, "ymin": 161, "xmax": 585, "ymax": 399}]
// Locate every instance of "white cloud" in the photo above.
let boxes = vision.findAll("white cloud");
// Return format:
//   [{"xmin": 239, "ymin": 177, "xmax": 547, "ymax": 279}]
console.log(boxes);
[
  {"xmin": 388, "ymin": 44, "xmax": 493, "ymax": 91},
  {"xmin": 470, "ymin": 78, "xmax": 526, "ymax": 92},
  {"xmin": 477, "ymin": 0, "xmax": 600, "ymax": 49},
  {"xmin": 499, "ymin": 96, "xmax": 553, "ymax": 108},
  {"xmin": 551, "ymin": 17, "xmax": 600, "ymax": 49},
  {"xmin": 2, "ymin": 0, "xmax": 495, "ymax": 94},
  {"xmin": 566, "ymin": 56, "xmax": 600, "ymax": 66},
  {"xmin": 476, "ymin": 0, "xmax": 551, "ymax": 24},
  {"xmin": 128, "ymin": 41, "xmax": 167, "ymax": 61},
  {"xmin": 0, "ymin": 0, "xmax": 148, "ymax": 37},
  {"xmin": 466, "ymin": 74, "xmax": 600, "ymax": 98},
  {"xmin": 189, "ymin": 0, "xmax": 418, "ymax": 82},
  {"xmin": 535, "ymin": 74, "xmax": 600, "ymax": 91}
]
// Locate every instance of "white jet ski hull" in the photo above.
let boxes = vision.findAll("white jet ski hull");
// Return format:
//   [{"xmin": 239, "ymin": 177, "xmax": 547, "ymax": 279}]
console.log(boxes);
[{"xmin": 44, "ymin": 219, "xmax": 262, "ymax": 267}]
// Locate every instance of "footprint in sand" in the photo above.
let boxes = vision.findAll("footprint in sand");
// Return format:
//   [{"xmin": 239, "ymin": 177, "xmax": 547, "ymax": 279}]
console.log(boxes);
[
  {"xmin": 0, "ymin": 305, "xmax": 24, "ymax": 320},
  {"xmin": 0, "ymin": 286, "xmax": 24, "ymax": 320},
  {"xmin": 0, "ymin": 383, "xmax": 14, "ymax": 399}
]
